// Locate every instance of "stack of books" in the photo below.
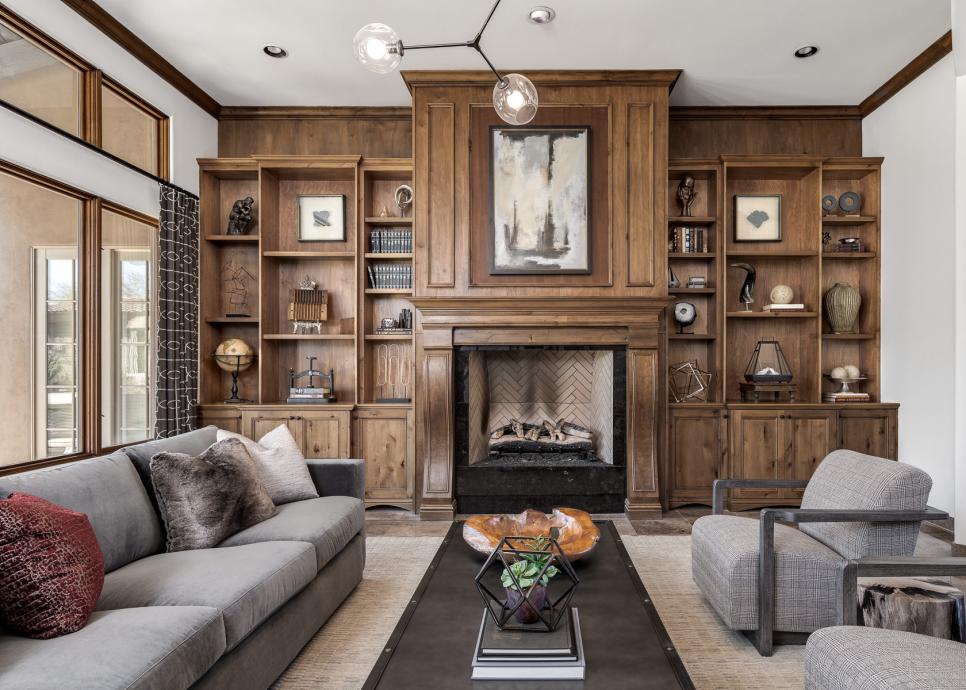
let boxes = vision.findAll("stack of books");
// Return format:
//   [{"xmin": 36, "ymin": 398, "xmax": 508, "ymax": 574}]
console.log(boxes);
[
  {"xmin": 669, "ymin": 226, "xmax": 709, "ymax": 253},
  {"xmin": 687, "ymin": 276, "xmax": 707, "ymax": 289},
  {"xmin": 823, "ymin": 391, "xmax": 871, "ymax": 403},
  {"xmin": 762, "ymin": 303, "xmax": 806, "ymax": 312},
  {"xmin": 471, "ymin": 608, "xmax": 585, "ymax": 681},
  {"xmin": 369, "ymin": 228, "xmax": 413, "ymax": 253},
  {"xmin": 367, "ymin": 264, "xmax": 412, "ymax": 289}
]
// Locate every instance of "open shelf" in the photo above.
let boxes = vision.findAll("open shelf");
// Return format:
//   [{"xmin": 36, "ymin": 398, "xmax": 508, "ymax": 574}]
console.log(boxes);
[
  {"xmin": 821, "ymin": 252, "xmax": 876, "ymax": 259},
  {"xmin": 822, "ymin": 333, "xmax": 875, "ymax": 340},
  {"xmin": 365, "ymin": 252, "xmax": 413, "ymax": 259},
  {"xmin": 365, "ymin": 288, "xmax": 413, "ymax": 295},
  {"xmin": 669, "ymin": 216, "xmax": 715, "ymax": 224},
  {"xmin": 669, "ymin": 333, "xmax": 716, "ymax": 341},
  {"xmin": 205, "ymin": 234, "xmax": 259, "ymax": 243},
  {"xmin": 205, "ymin": 317, "xmax": 259, "ymax": 324},
  {"xmin": 670, "ymin": 287, "xmax": 716, "ymax": 294},
  {"xmin": 727, "ymin": 311, "xmax": 817, "ymax": 318},
  {"xmin": 727, "ymin": 250, "xmax": 818, "ymax": 258},
  {"xmin": 263, "ymin": 251, "xmax": 355, "ymax": 259},
  {"xmin": 822, "ymin": 216, "xmax": 876, "ymax": 224},
  {"xmin": 365, "ymin": 334, "xmax": 413, "ymax": 341},
  {"xmin": 669, "ymin": 252, "xmax": 716, "ymax": 260},
  {"xmin": 263, "ymin": 334, "xmax": 355, "ymax": 341},
  {"xmin": 365, "ymin": 217, "xmax": 412, "ymax": 225}
]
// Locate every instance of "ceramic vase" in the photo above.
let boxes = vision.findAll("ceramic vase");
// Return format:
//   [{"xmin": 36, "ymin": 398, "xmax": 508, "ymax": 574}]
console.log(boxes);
[{"xmin": 824, "ymin": 282, "xmax": 861, "ymax": 333}]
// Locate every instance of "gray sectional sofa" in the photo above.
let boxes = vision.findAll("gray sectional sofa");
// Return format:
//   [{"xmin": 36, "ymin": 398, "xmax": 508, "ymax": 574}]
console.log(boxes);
[{"xmin": 0, "ymin": 426, "xmax": 366, "ymax": 690}]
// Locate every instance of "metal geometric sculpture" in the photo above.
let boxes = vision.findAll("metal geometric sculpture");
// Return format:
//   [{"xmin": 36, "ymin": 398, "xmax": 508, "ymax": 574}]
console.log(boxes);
[
  {"xmin": 669, "ymin": 360, "xmax": 712, "ymax": 403},
  {"xmin": 473, "ymin": 531, "xmax": 579, "ymax": 633}
]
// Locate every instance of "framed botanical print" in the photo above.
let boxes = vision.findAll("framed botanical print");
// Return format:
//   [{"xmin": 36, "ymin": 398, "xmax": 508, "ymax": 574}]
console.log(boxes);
[
  {"xmin": 733, "ymin": 194, "xmax": 781, "ymax": 242},
  {"xmin": 297, "ymin": 195, "xmax": 346, "ymax": 241},
  {"xmin": 489, "ymin": 126, "xmax": 591, "ymax": 274}
]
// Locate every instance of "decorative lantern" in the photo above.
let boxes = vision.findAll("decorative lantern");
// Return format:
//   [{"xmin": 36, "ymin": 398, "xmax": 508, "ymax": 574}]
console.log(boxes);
[
  {"xmin": 744, "ymin": 340, "xmax": 793, "ymax": 383},
  {"xmin": 473, "ymin": 531, "xmax": 579, "ymax": 633}
]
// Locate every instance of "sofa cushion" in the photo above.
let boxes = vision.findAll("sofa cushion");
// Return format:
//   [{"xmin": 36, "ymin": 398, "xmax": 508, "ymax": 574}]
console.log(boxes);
[
  {"xmin": 0, "ymin": 493, "xmax": 104, "ymax": 638},
  {"xmin": 0, "ymin": 606, "xmax": 224, "ymax": 690},
  {"xmin": 123, "ymin": 426, "xmax": 219, "ymax": 514},
  {"xmin": 96, "ymin": 541, "xmax": 315, "ymax": 650},
  {"xmin": 150, "ymin": 438, "xmax": 277, "ymax": 551},
  {"xmin": 805, "ymin": 626, "xmax": 966, "ymax": 690},
  {"xmin": 691, "ymin": 514, "xmax": 846, "ymax": 633},
  {"xmin": 217, "ymin": 425, "xmax": 319, "ymax": 504},
  {"xmin": 0, "ymin": 451, "xmax": 162, "ymax": 573},
  {"xmin": 800, "ymin": 450, "xmax": 932, "ymax": 559},
  {"xmin": 219, "ymin": 496, "xmax": 364, "ymax": 570}
]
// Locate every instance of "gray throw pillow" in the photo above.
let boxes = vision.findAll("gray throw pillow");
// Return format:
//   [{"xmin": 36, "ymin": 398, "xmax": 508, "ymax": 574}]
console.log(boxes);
[
  {"xmin": 216, "ymin": 425, "xmax": 319, "ymax": 504},
  {"xmin": 150, "ymin": 438, "xmax": 277, "ymax": 552}
]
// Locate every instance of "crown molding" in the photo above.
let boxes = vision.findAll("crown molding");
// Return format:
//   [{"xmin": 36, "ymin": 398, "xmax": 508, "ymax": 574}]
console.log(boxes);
[
  {"xmin": 859, "ymin": 30, "xmax": 953, "ymax": 117},
  {"xmin": 218, "ymin": 106, "xmax": 411, "ymax": 120}
]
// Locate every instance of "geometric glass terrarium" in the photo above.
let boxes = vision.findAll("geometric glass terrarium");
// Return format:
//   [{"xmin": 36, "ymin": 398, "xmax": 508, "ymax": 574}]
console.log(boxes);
[
  {"xmin": 743, "ymin": 339, "xmax": 793, "ymax": 383},
  {"xmin": 473, "ymin": 531, "xmax": 579, "ymax": 633}
]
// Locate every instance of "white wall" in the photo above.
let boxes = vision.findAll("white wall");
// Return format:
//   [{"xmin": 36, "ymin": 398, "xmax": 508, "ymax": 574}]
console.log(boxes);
[
  {"xmin": 0, "ymin": 0, "xmax": 216, "ymax": 215},
  {"xmin": 862, "ymin": 55, "xmax": 957, "ymax": 514},
  {"xmin": 956, "ymin": 73, "xmax": 966, "ymax": 541}
]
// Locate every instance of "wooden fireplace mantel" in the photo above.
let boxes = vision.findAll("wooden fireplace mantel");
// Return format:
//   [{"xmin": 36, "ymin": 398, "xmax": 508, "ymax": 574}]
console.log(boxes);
[{"xmin": 412, "ymin": 296, "xmax": 670, "ymax": 521}]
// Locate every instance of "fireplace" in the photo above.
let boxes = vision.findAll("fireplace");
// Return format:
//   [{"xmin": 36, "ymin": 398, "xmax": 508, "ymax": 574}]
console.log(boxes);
[
  {"xmin": 454, "ymin": 345, "xmax": 626, "ymax": 513},
  {"xmin": 413, "ymin": 297, "xmax": 667, "ymax": 521}
]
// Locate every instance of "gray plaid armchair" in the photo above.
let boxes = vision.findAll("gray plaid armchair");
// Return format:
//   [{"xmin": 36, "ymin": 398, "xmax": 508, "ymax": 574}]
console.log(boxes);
[{"xmin": 691, "ymin": 449, "xmax": 945, "ymax": 655}]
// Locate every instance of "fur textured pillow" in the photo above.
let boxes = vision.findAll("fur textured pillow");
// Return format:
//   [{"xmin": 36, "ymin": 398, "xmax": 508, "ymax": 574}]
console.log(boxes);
[
  {"xmin": 217, "ymin": 425, "xmax": 319, "ymax": 504},
  {"xmin": 150, "ymin": 438, "xmax": 277, "ymax": 552},
  {"xmin": 0, "ymin": 493, "xmax": 104, "ymax": 638}
]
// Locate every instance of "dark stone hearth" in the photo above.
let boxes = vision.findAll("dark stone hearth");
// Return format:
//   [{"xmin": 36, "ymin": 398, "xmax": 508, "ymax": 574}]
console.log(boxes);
[
  {"xmin": 482, "ymin": 452, "xmax": 599, "ymax": 466},
  {"xmin": 489, "ymin": 439, "xmax": 594, "ymax": 454}
]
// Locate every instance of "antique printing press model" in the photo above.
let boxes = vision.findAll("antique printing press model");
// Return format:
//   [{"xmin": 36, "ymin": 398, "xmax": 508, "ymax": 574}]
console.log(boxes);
[{"xmin": 287, "ymin": 356, "xmax": 336, "ymax": 404}]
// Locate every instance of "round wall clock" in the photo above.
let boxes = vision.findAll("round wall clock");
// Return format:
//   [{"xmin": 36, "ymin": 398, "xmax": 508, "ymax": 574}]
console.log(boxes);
[{"xmin": 674, "ymin": 301, "xmax": 697, "ymax": 334}]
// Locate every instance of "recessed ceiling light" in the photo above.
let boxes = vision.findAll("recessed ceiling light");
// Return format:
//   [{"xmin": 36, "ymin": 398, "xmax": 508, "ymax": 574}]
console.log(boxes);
[
  {"xmin": 528, "ymin": 6, "xmax": 555, "ymax": 24},
  {"xmin": 794, "ymin": 45, "xmax": 819, "ymax": 58},
  {"xmin": 263, "ymin": 45, "xmax": 288, "ymax": 58}
]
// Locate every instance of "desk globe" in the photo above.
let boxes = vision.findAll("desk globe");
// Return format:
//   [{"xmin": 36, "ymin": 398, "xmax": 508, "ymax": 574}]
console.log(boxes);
[{"xmin": 214, "ymin": 338, "xmax": 255, "ymax": 403}]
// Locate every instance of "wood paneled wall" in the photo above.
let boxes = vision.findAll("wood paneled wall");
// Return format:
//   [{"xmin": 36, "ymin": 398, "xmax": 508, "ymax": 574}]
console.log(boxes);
[
  {"xmin": 668, "ymin": 107, "xmax": 862, "ymax": 159},
  {"xmin": 405, "ymin": 70, "xmax": 679, "ymax": 298},
  {"xmin": 217, "ymin": 107, "xmax": 412, "ymax": 159}
]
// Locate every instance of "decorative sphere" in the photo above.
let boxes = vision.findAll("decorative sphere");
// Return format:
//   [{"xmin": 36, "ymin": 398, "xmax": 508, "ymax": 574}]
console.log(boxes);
[
  {"xmin": 492, "ymin": 74, "xmax": 539, "ymax": 125},
  {"xmin": 352, "ymin": 23, "xmax": 402, "ymax": 74},
  {"xmin": 844, "ymin": 364, "xmax": 860, "ymax": 379},
  {"xmin": 769, "ymin": 284, "xmax": 794, "ymax": 305},
  {"xmin": 830, "ymin": 366, "xmax": 847, "ymax": 380},
  {"xmin": 215, "ymin": 339, "xmax": 254, "ymax": 373}
]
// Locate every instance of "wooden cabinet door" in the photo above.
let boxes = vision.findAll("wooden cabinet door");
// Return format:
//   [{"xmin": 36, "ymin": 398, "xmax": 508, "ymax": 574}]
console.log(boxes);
[
  {"xmin": 838, "ymin": 409, "xmax": 897, "ymax": 460},
  {"xmin": 301, "ymin": 410, "xmax": 350, "ymax": 459},
  {"xmin": 197, "ymin": 406, "xmax": 242, "ymax": 434},
  {"xmin": 668, "ymin": 408, "xmax": 724, "ymax": 506},
  {"xmin": 729, "ymin": 410, "xmax": 785, "ymax": 501},
  {"xmin": 353, "ymin": 407, "xmax": 413, "ymax": 508},
  {"xmin": 240, "ymin": 411, "xmax": 302, "ymax": 446},
  {"xmin": 785, "ymin": 411, "xmax": 838, "ymax": 498}
]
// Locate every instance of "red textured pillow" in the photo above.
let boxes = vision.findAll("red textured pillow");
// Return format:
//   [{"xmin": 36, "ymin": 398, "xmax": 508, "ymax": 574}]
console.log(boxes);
[{"xmin": 0, "ymin": 492, "xmax": 104, "ymax": 638}]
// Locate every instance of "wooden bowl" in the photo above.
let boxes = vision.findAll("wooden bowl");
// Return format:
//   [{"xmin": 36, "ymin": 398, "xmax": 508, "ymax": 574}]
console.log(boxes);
[{"xmin": 462, "ymin": 508, "xmax": 601, "ymax": 562}]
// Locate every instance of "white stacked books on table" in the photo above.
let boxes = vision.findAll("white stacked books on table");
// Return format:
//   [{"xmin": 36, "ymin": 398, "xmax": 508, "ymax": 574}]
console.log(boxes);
[{"xmin": 470, "ymin": 607, "xmax": 585, "ymax": 681}]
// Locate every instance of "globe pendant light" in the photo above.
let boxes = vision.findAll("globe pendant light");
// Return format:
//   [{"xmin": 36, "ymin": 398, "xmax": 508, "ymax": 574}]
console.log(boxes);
[
  {"xmin": 352, "ymin": 0, "xmax": 540, "ymax": 125},
  {"xmin": 493, "ymin": 73, "xmax": 538, "ymax": 125}
]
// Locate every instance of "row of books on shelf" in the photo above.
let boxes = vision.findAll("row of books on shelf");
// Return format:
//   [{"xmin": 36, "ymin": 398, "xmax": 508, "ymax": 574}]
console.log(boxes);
[
  {"xmin": 367, "ymin": 264, "xmax": 412, "ymax": 289},
  {"xmin": 369, "ymin": 228, "xmax": 412, "ymax": 253},
  {"xmin": 471, "ymin": 607, "xmax": 585, "ymax": 681},
  {"xmin": 669, "ymin": 226, "xmax": 710, "ymax": 253}
]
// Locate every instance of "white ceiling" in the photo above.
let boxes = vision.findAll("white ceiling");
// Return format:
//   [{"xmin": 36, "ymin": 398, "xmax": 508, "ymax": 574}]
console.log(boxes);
[{"xmin": 94, "ymin": 0, "xmax": 951, "ymax": 108}]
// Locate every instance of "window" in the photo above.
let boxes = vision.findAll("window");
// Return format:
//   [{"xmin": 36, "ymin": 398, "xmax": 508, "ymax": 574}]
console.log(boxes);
[
  {"xmin": 0, "ymin": 7, "xmax": 169, "ymax": 179},
  {"xmin": 0, "ymin": 18, "xmax": 84, "ymax": 136},
  {"xmin": 101, "ymin": 207, "xmax": 156, "ymax": 446},
  {"xmin": 0, "ymin": 162, "xmax": 159, "ymax": 468}
]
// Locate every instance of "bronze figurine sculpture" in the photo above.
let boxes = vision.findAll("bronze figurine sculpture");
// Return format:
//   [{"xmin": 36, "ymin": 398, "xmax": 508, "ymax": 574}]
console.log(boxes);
[
  {"xmin": 676, "ymin": 175, "xmax": 698, "ymax": 217},
  {"xmin": 227, "ymin": 196, "xmax": 254, "ymax": 235},
  {"xmin": 731, "ymin": 262, "xmax": 756, "ymax": 311}
]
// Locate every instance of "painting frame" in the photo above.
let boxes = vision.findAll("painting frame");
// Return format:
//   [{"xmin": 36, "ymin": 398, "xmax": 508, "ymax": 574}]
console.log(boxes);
[
  {"xmin": 297, "ymin": 194, "xmax": 346, "ymax": 242},
  {"xmin": 733, "ymin": 194, "xmax": 782, "ymax": 243},
  {"xmin": 488, "ymin": 125, "xmax": 592, "ymax": 275}
]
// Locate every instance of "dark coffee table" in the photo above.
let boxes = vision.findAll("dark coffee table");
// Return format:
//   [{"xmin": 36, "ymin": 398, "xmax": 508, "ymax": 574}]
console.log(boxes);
[{"xmin": 363, "ymin": 521, "xmax": 694, "ymax": 689}]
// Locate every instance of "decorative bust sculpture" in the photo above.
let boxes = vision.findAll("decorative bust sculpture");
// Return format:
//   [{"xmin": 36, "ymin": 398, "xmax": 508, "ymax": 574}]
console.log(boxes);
[
  {"xmin": 676, "ymin": 175, "xmax": 698, "ymax": 217},
  {"xmin": 226, "ymin": 196, "xmax": 255, "ymax": 235}
]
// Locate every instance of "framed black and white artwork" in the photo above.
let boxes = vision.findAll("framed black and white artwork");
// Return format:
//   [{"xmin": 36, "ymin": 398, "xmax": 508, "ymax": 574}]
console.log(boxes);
[
  {"xmin": 297, "ymin": 195, "xmax": 346, "ymax": 242},
  {"xmin": 733, "ymin": 194, "xmax": 781, "ymax": 242},
  {"xmin": 489, "ymin": 126, "xmax": 591, "ymax": 274}
]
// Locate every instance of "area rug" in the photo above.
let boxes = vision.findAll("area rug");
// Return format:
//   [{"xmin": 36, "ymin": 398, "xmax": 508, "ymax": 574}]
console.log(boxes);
[{"xmin": 275, "ymin": 532, "xmax": 805, "ymax": 690}]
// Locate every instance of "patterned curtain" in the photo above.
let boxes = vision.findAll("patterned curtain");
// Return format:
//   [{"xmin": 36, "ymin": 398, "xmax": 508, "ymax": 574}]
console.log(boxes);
[{"xmin": 155, "ymin": 184, "xmax": 200, "ymax": 437}]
